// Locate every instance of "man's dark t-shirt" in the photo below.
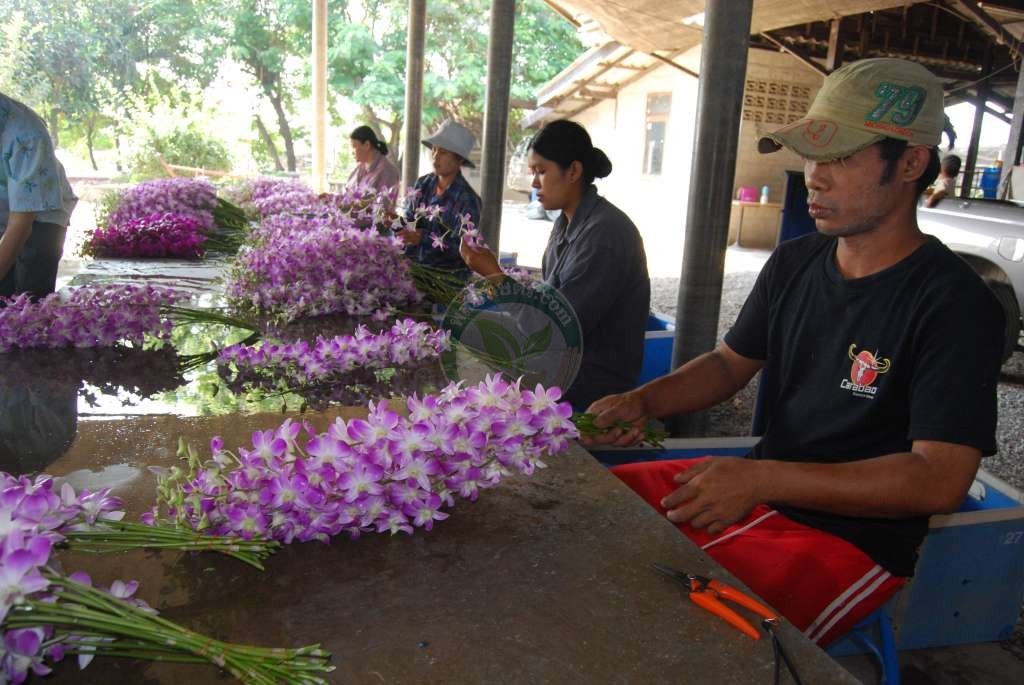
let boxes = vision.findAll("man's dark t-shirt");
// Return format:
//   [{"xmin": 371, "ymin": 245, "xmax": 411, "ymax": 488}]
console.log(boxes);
[{"xmin": 724, "ymin": 232, "xmax": 1004, "ymax": 577}]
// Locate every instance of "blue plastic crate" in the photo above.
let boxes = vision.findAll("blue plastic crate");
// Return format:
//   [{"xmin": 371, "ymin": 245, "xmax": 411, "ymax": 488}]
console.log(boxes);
[
  {"xmin": 638, "ymin": 311, "xmax": 676, "ymax": 386},
  {"xmin": 890, "ymin": 469, "xmax": 1024, "ymax": 649}
]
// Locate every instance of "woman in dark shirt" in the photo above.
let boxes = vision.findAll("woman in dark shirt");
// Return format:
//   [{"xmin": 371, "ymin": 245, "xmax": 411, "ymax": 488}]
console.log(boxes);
[
  {"xmin": 401, "ymin": 119, "xmax": 482, "ymax": 276},
  {"xmin": 460, "ymin": 119, "xmax": 650, "ymax": 409}
]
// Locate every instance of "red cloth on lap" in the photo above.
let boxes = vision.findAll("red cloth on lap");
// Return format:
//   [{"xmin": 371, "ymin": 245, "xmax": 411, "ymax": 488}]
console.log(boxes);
[{"xmin": 612, "ymin": 457, "xmax": 906, "ymax": 646}]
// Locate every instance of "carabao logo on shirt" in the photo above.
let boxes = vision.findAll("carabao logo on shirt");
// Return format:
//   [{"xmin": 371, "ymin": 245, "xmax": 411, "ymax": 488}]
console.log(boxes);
[
  {"xmin": 840, "ymin": 343, "xmax": 891, "ymax": 398},
  {"xmin": 864, "ymin": 82, "xmax": 926, "ymax": 138}
]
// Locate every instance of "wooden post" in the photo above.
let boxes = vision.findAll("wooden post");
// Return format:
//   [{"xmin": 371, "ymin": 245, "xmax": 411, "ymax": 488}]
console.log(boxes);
[
  {"xmin": 402, "ymin": 0, "xmax": 427, "ymax": 191},
  {"xmin": 311, "ymin": 0, "xmax": 328, "ymax": 193},
  {"xmin": 961, "ymin": 48, "xmax": 993, "ymax": 199},
  {"xmin": 826, "ymin": 17, "xmax": 843, "ymax": 72},
  {"xmin": 479, "ymin": 0, "xmax": 516, "ymax": 250},
  {"xmin": 1000, "ymin": 62, "xmax": 1024, "ymax": 199}
]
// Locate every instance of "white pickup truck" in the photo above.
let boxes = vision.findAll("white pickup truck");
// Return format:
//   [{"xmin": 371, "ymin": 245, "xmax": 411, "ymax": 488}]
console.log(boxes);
[{"xmin": 919, "ymin": 198, "xmax": 1024, "ymax": 361}]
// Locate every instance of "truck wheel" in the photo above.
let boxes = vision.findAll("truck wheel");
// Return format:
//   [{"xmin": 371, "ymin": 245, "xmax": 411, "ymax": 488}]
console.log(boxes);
[{"xmin": 987, "ymin": 281, "xmax": 1022, "ymax": 363}]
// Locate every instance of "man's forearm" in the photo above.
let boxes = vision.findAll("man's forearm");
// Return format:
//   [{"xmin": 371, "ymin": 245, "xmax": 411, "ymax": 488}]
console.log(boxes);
[
  {"xmin": 0, "ymin": 212, "xmax": 35, "ymax": 281},
  {"xmin": 636, "ymin": 346, "xmax": 758, "ymax": 418},
  {"xmin": 754, "ymin": 446, "xmax": 980, "ymax": 518}
]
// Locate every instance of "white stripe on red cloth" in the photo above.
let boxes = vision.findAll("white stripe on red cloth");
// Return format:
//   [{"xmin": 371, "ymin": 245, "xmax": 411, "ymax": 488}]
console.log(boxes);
[
  {"xmin": 807, "ymin": 569, "xmax": 892, "ymax": 644},
  {"xmin": 699, "ymin": 509, "xmax": 779, "ymax": 552}
]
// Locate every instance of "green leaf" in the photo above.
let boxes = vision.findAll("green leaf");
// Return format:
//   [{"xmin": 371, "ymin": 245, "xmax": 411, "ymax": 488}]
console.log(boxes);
[
  {"xmin": 521, "ymin": 322, "xmax": 552, "ymax": 358},
  {"xmin": 473, "ymin": 318, "xmax": 521, "ymax": 365}
]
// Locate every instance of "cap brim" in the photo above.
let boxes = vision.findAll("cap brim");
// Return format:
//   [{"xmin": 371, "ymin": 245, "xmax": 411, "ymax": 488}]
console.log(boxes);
[{"xmin": 757, "ymin": 118, "xmax": 884, "ymax": 161}]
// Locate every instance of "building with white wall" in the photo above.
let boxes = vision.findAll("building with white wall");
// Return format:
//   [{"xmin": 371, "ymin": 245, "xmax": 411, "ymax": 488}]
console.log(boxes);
[{"xmin": 521, "ymin": 42, "xmax": 824, "ymax": 277}]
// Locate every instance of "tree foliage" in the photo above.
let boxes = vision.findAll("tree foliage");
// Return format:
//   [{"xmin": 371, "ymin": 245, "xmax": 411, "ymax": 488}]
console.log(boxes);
[
  {"xmin": 0, "ymin": 0, "xmax": 223, "ymax": 168},
  {"xmin": 0, "ymin": 0, "xmax": 582, "ymax": 172},
  {"xmin": 128, "ymin": 125, "xmax": 233, "ymax": 181}
]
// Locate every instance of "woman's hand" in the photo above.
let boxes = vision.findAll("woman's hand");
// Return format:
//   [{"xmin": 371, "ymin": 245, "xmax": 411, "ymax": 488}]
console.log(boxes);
[{"xmin": 459, "ymin": 237, "xmax": 502, "ymax": 277}]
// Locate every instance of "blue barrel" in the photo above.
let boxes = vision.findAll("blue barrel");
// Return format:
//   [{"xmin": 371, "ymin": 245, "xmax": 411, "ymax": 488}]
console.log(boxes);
[{"xmin": 980, "ymin": 166, "xmax": 1001, "ymax": 199}]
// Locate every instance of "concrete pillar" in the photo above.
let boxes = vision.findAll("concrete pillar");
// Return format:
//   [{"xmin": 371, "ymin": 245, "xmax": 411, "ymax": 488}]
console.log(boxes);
[
  {"xmin": 479, "ymin": 0, "xmax": 516, "ymax": 250},
  {"xmin": 402, "ymin": 0, "xmax": 427, "ymax": 190},
  {"xmin": 669, "ymin": 0, "xmax": 754, "ymax": 436},
  {"xmin": 1000, "ymin": 63, "xmax": 1024, "ymax": 199},
  {"xmin": 961, "ymin": 48, "xmax": 993, "ymax": 199},
  {"xmin": 961, "ymin": 91, "xmax": 987, "ymax": 199},
  {"xmin": 311, "ymin": 0, "xmax": 328, "ymax": 193}
]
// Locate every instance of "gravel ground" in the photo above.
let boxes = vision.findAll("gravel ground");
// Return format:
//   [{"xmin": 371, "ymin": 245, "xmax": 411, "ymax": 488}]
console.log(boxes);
[{"xmin": 649, "ymin": 274, "xmax": 1024, "ymax": 492}]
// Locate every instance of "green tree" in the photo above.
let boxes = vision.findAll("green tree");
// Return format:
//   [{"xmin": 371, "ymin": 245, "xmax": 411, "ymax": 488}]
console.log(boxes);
[
  {"xmin": 329, "ymin": 0, "xmax": 582, "ymax": 156},
  {"xmin": 0, "ymin": 1, "xmax": 223, "ymax": 168},
  {"xmin": 128, "ymin": 125, "xmax": 233, "ymax": 181},
  {"xmin": 224, "ymin": 0, "xmax": 311, "ymax": 172}
]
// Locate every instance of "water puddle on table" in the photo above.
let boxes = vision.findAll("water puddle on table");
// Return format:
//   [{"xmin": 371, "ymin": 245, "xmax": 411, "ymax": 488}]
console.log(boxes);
[{"xmin": 1, "ymin": 257, "xmax": 447, "ymax": 477}]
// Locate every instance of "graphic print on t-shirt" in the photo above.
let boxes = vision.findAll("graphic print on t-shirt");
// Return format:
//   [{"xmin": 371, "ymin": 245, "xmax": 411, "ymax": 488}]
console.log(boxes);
[{"xmin": 840, "ymin": 343, "xmax": 891, "ymax": 398}]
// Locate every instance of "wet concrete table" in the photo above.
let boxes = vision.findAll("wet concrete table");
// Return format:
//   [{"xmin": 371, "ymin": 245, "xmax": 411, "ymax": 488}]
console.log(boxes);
[{"xmin": 41, "ymin": 410, "xmax": 857, "ymax": 684}]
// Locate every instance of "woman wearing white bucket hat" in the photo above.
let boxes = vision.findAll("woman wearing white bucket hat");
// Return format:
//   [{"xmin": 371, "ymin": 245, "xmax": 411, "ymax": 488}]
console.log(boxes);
[{"xmin": 399, "ymin": 119, "xmax": 482, "ymax": 275}]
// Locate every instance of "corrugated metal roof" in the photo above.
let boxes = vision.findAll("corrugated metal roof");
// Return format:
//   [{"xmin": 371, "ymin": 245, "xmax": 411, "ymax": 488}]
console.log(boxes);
[
  {"xmin": 543, "ymin": 0, "xmax": 913, "ymax": 53},
  {"xmin": 528, "ymin": 0, "xmax": 1024, "ymax": 127}
]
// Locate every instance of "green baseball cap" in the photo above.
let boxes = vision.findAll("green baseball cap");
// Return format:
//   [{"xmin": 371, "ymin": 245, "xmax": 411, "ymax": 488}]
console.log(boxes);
[{"xmin": 758, "ymin": 58, "xmax": 944, "ymax": 161}]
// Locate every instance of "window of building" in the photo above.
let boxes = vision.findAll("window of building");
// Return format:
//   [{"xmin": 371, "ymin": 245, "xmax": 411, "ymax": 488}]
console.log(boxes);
[{"xmin": 644, "ymin": 93, "xmax": 671, "ymax": 175}]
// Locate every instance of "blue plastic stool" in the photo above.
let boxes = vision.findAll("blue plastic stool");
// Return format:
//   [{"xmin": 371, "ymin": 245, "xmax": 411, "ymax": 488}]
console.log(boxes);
[{"xmin": 828, "ymin": 606, "xmax": 900, "ymax": 685}]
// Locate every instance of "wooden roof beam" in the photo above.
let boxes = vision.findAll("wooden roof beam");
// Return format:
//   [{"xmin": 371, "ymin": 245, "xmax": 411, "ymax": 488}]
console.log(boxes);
[
  {"xmin": 645, "ymin": 52, "xmax": 699, "ymax": 79},
  {"xmin": 760, "ymin": 31, "xmax": 828, "ymax": 76},
  {"xmin": 600, "ymin": 62, "xmax": 645, "ymax": 70},
  {"xmin": 948, "ymin": 0, "xmax": 1023, "ymax": 59},
  {"xmin": 826, "ymin": 17, "xmax": 843, "ymax": 72}
]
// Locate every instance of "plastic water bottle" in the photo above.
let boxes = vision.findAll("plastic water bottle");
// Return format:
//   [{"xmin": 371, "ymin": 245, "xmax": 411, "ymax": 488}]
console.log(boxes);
[{"xmin": 759, "ymin": 185, "xmax": 770, "ymax": 204}]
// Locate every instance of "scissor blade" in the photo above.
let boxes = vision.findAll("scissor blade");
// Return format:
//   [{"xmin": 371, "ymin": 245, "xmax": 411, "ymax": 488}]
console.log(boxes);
[{"xmin": 651, "ymin": 562, "xmax": 688, "ymax": 584}]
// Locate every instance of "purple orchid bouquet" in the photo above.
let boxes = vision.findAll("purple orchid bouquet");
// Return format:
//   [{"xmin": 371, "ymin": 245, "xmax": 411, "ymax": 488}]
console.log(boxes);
[
  {"xmin": 225, "ymin": 207, "xmax": 421, "ymax": 323},
  {"xmin": 0, "ymin": 285, "xmax": 187, "ymax": 353},
  {"xmin": 0, "ymin": 473, "xmax": 333, "ymax": 684},
  {"xmin": 323, "ymin": 180, "xmax": 398, "ymax": 229},
  {"xmin": 387, "ymin": 205, "xmax": 497, "ymax": 306},
  {"xmin": 244, "ymin": 177, "xmax": 319, "ymax": 221},
  {"xmin": 216, "ymin": 318, "xmax": 450, "ymax": 388},
  {"xmin": 91, "ymin": 178, "xmax": 250, "ymax": 259},
  {"xmin": 146, "ymin": 376, "xmax": 578, "ymax": 544},
  {"xmin": 224, "ymin": 176, "xmax": 393, "ymax": 228},
  {"xmin": 82, "ymin": 212, "xmax": 208, "ymax": 259},
  {"xmin": 102, "ymin": 178, "xmax": 217, "ymax": 230}
]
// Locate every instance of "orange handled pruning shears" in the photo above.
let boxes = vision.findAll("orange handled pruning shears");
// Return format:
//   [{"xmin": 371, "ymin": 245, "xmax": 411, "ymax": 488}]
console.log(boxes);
[{"xmin": 652, "ymin": 562, "xmax": 778, "ymax": 640}]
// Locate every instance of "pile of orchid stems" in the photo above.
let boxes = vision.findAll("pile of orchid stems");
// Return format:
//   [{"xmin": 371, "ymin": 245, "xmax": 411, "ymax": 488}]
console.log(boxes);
[{"xmin": 0, "ymin": 473, "xmax": 331, "ymax": 684}]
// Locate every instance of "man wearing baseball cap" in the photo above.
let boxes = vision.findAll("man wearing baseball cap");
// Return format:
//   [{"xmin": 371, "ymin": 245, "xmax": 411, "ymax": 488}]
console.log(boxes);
[
  {"xmin": 584, "ymin": 59, "xmax": 1004, "ymax": 645},
  {"xmin": 399, "ymin": 119, "xmax": 482, "ymax": 275}
]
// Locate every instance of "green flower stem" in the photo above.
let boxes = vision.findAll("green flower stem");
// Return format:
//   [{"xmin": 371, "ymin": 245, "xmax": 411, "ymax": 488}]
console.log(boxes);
[
  {"xmin": 571, "ymin": 412, "xmax": 669, "ymax": 448},
  {"xmin": 164, "ymin": 304, "xmax": 263, "ymax": 372},
  {"xmin": 63, "ymin": 521, "xmax": 279, "ymax": 570},
  {"xmin": 164, "ymin": 305, "xmax": 262, "ymax": 333},
  {"xmin": 6, "ymin": 572, "xmax": 333, "ymax": 684},
  {"xmin": 64, "ymin": 648, "xmax": 210, "ymax": 665},
  {"xmin": 409, "ymin": 264, "xmax": 466, "ymax": 304}
]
